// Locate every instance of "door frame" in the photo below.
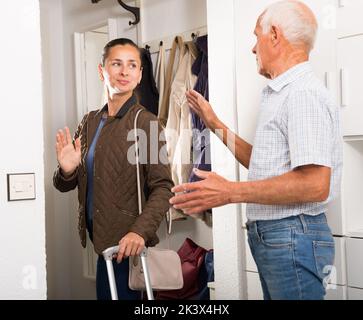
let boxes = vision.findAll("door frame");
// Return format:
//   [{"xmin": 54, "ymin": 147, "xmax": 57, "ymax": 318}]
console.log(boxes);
[{"xmin": 73, "ymin": 20, "xmax": 110, "ymax": 281}]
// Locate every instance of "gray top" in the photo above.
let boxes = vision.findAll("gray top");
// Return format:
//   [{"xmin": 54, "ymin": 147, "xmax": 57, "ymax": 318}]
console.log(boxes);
[{"xmin": 247, "ymin": 62, "xmax": 343, "ymax": 221}]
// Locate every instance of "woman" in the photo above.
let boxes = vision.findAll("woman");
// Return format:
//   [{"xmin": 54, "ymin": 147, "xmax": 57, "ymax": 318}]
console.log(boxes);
[{"xmin": 53, "ymin": 38, "xmax": 173, "ymax": 300}]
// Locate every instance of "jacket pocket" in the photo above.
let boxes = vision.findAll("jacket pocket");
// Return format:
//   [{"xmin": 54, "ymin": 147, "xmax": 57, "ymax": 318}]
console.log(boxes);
[
  {"xmin": 107, "ymin": 207, "xmax": 137, "ymax": 233},
  {"xmin": 260, "ymin": 227, "xmax": 292, "ymax": 248},
  {"xmin": 313, "ymin": 240, "xmax": 335, "ymax": 282},
  {"xmin": 113, "ymin": 202, "xmax": 138, "ymax": 218},
  {"xmin": 119, "ymin": 209, "xmax": 138, "ymax": 218}
]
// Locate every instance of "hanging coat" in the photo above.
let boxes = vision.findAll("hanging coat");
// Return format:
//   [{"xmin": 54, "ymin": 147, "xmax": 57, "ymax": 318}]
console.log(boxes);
[
  {"xmin": 136, "ymin": 48, "xmax": 159, "ymax": 116},
  {"xmin": 155, "ymin": 42, "xmax": 166, "ymax": 117},
  {"xmin": 165, "ymin": 41, "xmax": 198, "ymax": 221},
  {"xmin": 158, "ymin": 36, "xmax": 185, "ymax": 127},
  {"xmin": 189, "ymin": 35, "xmax": 212, "ymax": 183}
]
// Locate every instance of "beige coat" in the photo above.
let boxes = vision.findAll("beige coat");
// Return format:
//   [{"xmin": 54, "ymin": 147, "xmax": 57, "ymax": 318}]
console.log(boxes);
[{"xmin": 165, "ymin": 42, "xmax": 198, "ymax": 220}]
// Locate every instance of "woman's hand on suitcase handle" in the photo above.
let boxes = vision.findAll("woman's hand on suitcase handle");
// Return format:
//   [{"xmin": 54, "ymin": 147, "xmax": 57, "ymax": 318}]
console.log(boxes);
[{"xmin": 117, "ymin": 232, "xmax": 145, "ymax": 263}]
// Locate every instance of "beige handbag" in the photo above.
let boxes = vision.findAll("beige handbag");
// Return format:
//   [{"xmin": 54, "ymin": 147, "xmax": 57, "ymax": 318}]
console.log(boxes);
[{"xmin": 128, "ymin": 109, "xmax": 184, "ymax": 291}]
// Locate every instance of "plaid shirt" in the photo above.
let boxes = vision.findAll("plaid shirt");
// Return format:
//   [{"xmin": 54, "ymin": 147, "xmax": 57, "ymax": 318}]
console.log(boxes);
[{"xmin": 247, "ymin": 62, "xmax": 343, "ymax": 221}]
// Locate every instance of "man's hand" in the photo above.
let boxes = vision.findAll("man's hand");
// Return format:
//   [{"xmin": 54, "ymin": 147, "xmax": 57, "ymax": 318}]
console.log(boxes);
[
  {"xmin": 186, "ymin": 90, "xmax": 219, "ymax": 130},
  {"xmin": 169, "ymin": 169, "xmax": 233, "ymax": 215},
  {"xmin": 117, "ymin": 232, "xmax": 145, "ymax": 263}
]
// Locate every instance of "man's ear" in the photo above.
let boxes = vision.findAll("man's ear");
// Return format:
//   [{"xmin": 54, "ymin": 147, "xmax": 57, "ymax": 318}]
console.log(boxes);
[
  {"xmin": 270, "ymin": 25, "xmax": 281, "ymax": 46},
  {"xmin": 98, "ymin": 64, "xmax": 104, "ymax": 81}
]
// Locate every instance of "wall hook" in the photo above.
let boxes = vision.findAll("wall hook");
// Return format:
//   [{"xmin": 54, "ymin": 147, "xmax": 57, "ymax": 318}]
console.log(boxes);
[
  {"xmin": 191, "ymin": 31, "xmax": 200, "ymax": 41},
  {"xmin": 117, "ymin": 0, "xmax": 140, "ymax": 26},
  {"xmin": 91, "ymin": 0, "xmax": 140, "ymax": 26}
]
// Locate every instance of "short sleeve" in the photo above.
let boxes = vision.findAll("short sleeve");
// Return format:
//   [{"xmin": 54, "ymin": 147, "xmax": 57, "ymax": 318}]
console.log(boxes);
[{"xmin": 287, "ymin": 89, "xmax": 333, "ymax": 170}]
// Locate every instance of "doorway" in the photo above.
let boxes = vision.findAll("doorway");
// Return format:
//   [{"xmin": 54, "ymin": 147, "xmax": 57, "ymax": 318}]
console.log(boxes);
[
  {"xmin": 74, "ymin": 24, "xmax": 109, "ymax": 282},
  {"xmin": 74, "ymin": 25, "xmax": 109, "ymax": 123}
]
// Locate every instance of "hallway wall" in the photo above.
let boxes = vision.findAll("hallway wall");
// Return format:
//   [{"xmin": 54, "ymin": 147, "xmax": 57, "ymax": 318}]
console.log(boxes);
[{"xmin": 0, "ymin": 0, "xmax": 47, "ymax": 299}]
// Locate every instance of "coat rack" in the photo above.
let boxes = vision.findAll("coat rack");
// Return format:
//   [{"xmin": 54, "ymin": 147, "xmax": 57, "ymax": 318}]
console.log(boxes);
[{"xmin": 91, "ymin": 0, "xmax": 140, "ymax": 26}]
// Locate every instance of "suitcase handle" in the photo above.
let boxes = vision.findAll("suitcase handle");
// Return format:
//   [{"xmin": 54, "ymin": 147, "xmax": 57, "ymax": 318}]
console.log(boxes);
[
  {"xmin": 102, "ymin": 246, "xmax": 149, "ymax": 260},
  {"xmin": 102, "ymin": 245, "xmax": 120, "ymax": 261},
  {"xmin": 102, "ymin": 246, "xmax": 154, "ymax": 300}
]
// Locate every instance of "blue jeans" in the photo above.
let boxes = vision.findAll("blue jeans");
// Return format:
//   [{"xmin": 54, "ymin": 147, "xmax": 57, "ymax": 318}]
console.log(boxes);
[
  {"xmin": 247, "ymin": 213, "xmax": 335, "ymax": 300},
  {"xmin": 96, "ymin": 256, "xmax": 141, "ymax": 300}
]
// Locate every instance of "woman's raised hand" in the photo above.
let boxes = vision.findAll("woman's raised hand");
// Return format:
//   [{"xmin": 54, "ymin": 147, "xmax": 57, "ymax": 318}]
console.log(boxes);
[{"xmin": 55, "ymin": 127, "xmax": 81, "ymax": 177}]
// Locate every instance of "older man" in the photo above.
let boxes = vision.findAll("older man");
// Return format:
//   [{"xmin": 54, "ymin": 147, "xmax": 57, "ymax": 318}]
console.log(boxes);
[{"xmin": 170, "ymin": 0, "xmax": 342, "ymax": 300}]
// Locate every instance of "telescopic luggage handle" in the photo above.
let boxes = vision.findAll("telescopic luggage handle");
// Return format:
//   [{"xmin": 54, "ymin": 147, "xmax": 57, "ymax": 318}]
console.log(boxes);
[{"xmin": 102, "ymin": 246, "xmax": 154, "ymax": 300}]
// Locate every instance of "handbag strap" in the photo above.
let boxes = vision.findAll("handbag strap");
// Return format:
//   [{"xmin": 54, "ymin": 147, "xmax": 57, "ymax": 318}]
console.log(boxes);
[
  {"xmin": 134, "ymin": 109, "xmax": 144, "ymax": 215},
  {"xmin": 134, "ymin": 109, "xmax": 173, "ymax": 241}
]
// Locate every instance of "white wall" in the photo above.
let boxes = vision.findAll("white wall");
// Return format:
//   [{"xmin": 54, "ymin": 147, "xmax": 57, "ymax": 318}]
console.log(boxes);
[
  {"xmin": 40, "ymin": 0, "xmax": 71, "ymax": 300},
  {"xmin": 206, "ymin": 0, "xmax": 245, "ymax": 300},
  {"xmin": 0, "ymin": 0, "xmax": 47, "ymax": 299},
  {"xmin": 141, "ymin": 0, "xmax": 207, "ymax": 43}
]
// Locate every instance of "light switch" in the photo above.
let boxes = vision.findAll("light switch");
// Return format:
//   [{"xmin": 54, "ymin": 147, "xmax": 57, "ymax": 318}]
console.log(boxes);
[{"xmin": 7, "ymin": 173, "xmax": 36, "ymax": 201}]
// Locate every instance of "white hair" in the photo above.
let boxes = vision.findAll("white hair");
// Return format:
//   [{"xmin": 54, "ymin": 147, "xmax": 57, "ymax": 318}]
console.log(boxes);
[{"xmin": 260, "ymin": 0, "xmax": 318, "ymax": 52}]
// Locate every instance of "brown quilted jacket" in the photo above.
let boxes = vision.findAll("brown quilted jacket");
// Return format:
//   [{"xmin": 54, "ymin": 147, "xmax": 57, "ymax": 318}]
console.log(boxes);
[{"xmin": 53, "ymin": 95, "xmax": 174, "ymax": 254}]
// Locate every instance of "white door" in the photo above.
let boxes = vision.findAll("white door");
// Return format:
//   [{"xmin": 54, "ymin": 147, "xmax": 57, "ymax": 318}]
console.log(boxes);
[
  {"xmin": 74, "ymin": 29, "xmax": 108, "ymax": 122},
  {"xmin": 337, "ymin": 35, "xmax": 363, "ymax": 136},
  {"xmin": 308, "ymin": 0, "xmax": 338, "ymax": 96},
  {"xmin": 84, "ymin": 28, "xmax": 109, "ymax": 112},
  {"xmin": 75, "ymin": 16, "xmax": 138, "ymax": 122},
  {"xmin": 246, "ymin": 272, "xmax": 263, "ymax": 300},
  {"xmin": 332, "ymin": 236, "xmax": 347, "ymax": 286},
  {"xmin": 325, "ymin": 285, "xmax": 347, "ymax": 300},
  {"xmin": 337, "ymin": 0, "xmax": 363, "ymax": 38},
  {"xmin": 342, "ymin": 140, "xmax": 363, "ymax": 237},
  {"xmin": 347, "ymin": 287, "xmax": 363, "ymax": 300},
  {"xmin": 346, "ymin": 237, "xmax": 363, "ymax": 289},
  {"xmin": 336, "ymin": 0, "xmax": 363, "ymax": 136},
  {"xmin": 74, "ymin": 25, "xmax": 110, "ymax": 280}
]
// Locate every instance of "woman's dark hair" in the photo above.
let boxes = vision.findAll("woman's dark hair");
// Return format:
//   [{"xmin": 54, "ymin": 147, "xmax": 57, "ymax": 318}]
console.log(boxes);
[{"xmin": 101, "ymin": 38, "xmax": 142, "ymax": 66}]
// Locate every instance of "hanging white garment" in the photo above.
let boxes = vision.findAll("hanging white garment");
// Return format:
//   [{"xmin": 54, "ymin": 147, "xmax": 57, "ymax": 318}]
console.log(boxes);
[
  {"xmin": 158, "ymin": 36, "xmax": 184, "ymax": 127},
  {"xmin": 165, "ymin": 42, "xmax": 198, "ymax": 220}
]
